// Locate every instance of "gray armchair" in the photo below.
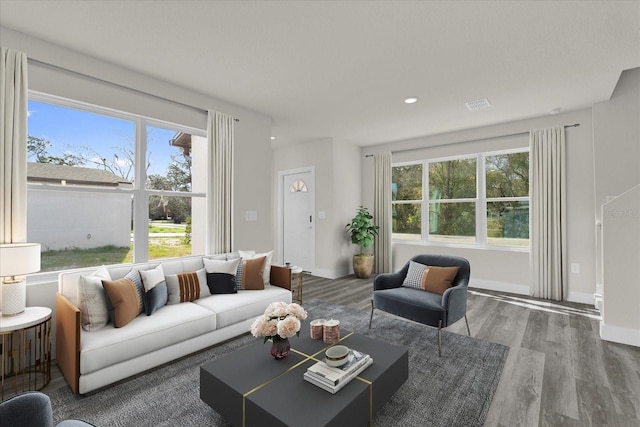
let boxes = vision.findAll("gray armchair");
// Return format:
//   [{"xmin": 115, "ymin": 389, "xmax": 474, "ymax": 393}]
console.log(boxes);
[
  {"xmin": 369, "ymin": 254, "xmax": 471, "ymax": 356},
  {"xmin": 0, "ymin": 392, "xmax": 94, "ymax": 427}
]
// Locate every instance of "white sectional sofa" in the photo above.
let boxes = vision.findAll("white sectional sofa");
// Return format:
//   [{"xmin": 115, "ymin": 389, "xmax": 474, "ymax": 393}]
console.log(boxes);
[{"xmin": 56, "ymin": 254, "xmax": 292, "ymax": 394}]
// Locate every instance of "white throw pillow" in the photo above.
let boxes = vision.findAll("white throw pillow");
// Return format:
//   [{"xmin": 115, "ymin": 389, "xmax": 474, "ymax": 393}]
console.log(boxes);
[
  {"xmin": 203, "ymin": 258, "xmax": 241, "ymax": 275},
  {"xmin": 78, "ymin": 265, "xmax": 111, "ymax": 331},
  {"xmin": 140, "ymin": 264, "xmax": 165, "ymax": 292},
  {"xmin": 237, "ymin": 249, "xmax": 256, "ymax": 259},
  {"xmin": 166, "ymin": 268, "xmax": 209, "ymax": 304}
]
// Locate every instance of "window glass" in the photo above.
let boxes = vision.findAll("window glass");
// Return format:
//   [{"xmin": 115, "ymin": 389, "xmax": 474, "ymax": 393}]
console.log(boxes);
[
  {"xmin": 148, "ymin": 195, "xmax": 193, "ymax": 259},
  {"xmin": 429, "ymin": 202, "xmax": 476, "ymax": 243},
  {"xmin": 487, "ymin": 200, "xmax": 529, "ymax": 246},
  {"xmin": 27, "ymin": 100, "xmax": 135, "ymax": 271},
  {"xmin": 486, "ymin": 152, "xmax": 528, "ymax": 198},
  {"xmin": 392, "ymin": 203, "xmax": 422, "ymax": 240},
  {"xmin": 429, "ymin": 158, "xmax": 476, "ymax": 200},
  {"xmin": 392, "ymin": 164, "xmax": 422, "ymax": 201}
]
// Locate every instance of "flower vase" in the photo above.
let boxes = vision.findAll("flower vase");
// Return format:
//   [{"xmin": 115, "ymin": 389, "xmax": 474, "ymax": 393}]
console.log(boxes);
[{"xmin": 270, "ymin": 337, "xmax": 290, "ymax": 359}]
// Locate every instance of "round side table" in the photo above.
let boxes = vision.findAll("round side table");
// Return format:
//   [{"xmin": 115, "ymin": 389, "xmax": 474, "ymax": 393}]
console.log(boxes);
[{"xmin": 0, "ymin": 306, "xmax": 52, "ymax": 400}]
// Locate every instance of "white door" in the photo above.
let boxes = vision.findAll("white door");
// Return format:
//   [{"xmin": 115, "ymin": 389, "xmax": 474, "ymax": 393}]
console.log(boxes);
[{"xmin": 282, "ymin": 171, "xmax": 314, "ymax": 272}]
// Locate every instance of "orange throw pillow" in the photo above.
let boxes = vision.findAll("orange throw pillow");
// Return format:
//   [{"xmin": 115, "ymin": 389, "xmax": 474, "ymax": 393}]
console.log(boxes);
[
  {"xmin": 242, "ymin": 256, "xmax": 266, "ymax": 290},
  {"xmin": 421, "ymin": 266, "xmax": 459, "ymax": 295}
]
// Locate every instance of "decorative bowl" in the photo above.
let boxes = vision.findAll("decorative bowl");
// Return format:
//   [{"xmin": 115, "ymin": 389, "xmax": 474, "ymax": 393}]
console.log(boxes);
[{"xmin": 325, "ymin": 345, "xmax": 349, "ymax": 367}]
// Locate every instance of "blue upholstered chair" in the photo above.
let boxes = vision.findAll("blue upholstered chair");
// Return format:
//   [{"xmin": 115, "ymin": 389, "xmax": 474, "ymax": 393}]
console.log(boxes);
[
  {"xmin": 369, "ymin": 254, "xmax": 471, "ymax": 356},
  {"xmin": 0, "ymin": 391, "xmax": 94, "ymax": 427}
]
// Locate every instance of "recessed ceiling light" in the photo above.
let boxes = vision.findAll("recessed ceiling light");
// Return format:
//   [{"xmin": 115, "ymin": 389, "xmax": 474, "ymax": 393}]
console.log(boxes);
[
  {"xmin": 465, "ymin": 98, "xmax": 491, "ymax": 111},
  {"xmin": 270, "ymin": 136, "xmax": 276, "ymax": 140},
  {"xmin": 404, "ymin": 97, "xmax": 418, "ymax": 104}
]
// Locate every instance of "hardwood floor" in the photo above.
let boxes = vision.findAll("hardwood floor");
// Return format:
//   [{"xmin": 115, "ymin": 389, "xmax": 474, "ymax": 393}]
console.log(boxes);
[
  {"xmin": 301, "ymin": 274, "xmax": 640, "ymax": 426},
  {"xmin": 42, "ymin": 273, "xmax": 640, "ymax": 426}
]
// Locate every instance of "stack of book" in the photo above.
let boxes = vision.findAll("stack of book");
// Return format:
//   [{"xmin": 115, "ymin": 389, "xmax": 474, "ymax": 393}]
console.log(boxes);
[{"xmin": 303, "ymin": 349, "xmax": 373, "ymax": 394}]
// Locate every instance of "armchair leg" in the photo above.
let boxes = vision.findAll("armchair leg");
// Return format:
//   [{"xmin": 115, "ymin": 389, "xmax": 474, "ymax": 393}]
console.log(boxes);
[
  {"xmin": 437, "ymin": 320, "xmax": 442, "ymax": 357},
  {"xmin": 464, "ymin": 315, "xmax": 471, "ymax": 336},
  {"xmin": 368, "ymin": 300, "xmax": 374, "ymax": 329}
]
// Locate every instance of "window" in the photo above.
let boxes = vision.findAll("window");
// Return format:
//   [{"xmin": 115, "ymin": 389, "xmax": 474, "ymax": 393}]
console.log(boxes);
[
  {"xmin": 27, "ymin": 94, "xmax": 206, "ymax": 272},
  {"xmin": 392, "ymin": 150, "xmax": 529, "ymax": 248},
  {"xmin": 485, "ymin": 152, "xmax": 529, "ymax": 246},
  {"xmin": 428, "ymin": 157, "xmax": 477, "ymax": 244},
  {"xmin": 392, "ymin": 164, "xmax": 422, "ymax": 241}
]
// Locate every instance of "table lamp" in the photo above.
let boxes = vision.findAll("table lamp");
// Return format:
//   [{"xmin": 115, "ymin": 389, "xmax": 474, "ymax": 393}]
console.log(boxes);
[{"xmin": 0, "ymin": 243, "xmax": 41, "ymax": 316}]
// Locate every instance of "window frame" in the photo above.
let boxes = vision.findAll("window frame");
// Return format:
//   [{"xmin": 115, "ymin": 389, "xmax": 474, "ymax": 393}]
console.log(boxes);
[
  {"xmin": 392, "ymin": 148, "xmax": 529, "ymax": 251},
  {"xmin": 27, "ymin": 91, "xmax": 207, "ymax": 279}
]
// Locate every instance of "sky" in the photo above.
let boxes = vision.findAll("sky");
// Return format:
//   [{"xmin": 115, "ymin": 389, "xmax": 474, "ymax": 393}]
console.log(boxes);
[{"xmin": 28, "ymin": 100, "xmax": 179, "ymax": 178}]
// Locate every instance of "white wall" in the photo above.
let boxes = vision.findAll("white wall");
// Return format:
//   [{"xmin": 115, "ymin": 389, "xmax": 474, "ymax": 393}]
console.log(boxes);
[
  {"xmin": 593, "ymin": 68, "xmax": 640, "ymax": 347},
  {"xmin": 272, "ymin": 138, "xmax": 361, "ymax": 278},
  {"xmin": 27, "ymin": 189, "xmax": 131, "ymax": 250},
  {"xmin": 362, "ymin": 108, "xmax": 596, "ymax": 303}
]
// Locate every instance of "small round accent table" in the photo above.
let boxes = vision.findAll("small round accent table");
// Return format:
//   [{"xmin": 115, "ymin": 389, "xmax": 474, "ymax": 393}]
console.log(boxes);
[
  {"xmin": 290, "ymin": 266, "xmax": 304, "ymax": 304},
  {"xmin": 0, "ymin": 306, "xmax": 52, "ymax": 400}
]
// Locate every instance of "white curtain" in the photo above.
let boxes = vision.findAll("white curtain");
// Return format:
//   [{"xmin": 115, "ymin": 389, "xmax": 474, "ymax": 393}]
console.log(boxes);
[
  {"xmin": 373, "ymin": 152, "xmax": 392, "ymax": 273},
  {"xmin": 530, "ymin": 127, "xmax": 567, "ymax": 301},
  {"xmin": 1, "ymin": 47, "xmax": 28, "ymax": 244},
  {"xmin": 206, "ymin": 110, "xmax": 234, "ymax": 254}
]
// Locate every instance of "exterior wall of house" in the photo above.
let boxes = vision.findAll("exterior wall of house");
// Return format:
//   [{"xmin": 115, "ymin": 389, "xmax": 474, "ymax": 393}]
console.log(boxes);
[{"xmin": 27, "ymin": 188, "xmax": 131, "ymax": 250}]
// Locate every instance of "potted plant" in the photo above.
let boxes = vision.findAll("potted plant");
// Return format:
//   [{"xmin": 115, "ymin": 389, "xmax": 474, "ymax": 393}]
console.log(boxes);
[{"xmin": 345, "ymin": 206, "xmax": 380, "ymax": 279}]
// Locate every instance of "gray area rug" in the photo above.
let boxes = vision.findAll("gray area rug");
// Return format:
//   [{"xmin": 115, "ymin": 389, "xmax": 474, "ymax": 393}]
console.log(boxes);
[{"xmin": 48, "ymin": 300, "xmax": 508, "ymax": 426}]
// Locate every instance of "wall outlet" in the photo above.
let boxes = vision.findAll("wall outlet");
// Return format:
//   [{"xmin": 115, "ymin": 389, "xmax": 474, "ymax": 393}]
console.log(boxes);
[{"xmin": 571, "ymin": 263, "xmax": 580, "ymax": 274}]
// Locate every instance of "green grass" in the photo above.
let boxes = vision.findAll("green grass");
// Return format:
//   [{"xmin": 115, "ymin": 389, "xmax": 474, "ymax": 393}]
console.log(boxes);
[{"xmin": 41, "ymin": 239, "xmax": 192, "ymax": 272}]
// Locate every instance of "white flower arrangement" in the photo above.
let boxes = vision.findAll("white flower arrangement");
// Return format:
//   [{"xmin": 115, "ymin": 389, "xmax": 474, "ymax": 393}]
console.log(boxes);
[{"xmin": 250, "ymin": 301, "xmax": 308, "ymax": 342}]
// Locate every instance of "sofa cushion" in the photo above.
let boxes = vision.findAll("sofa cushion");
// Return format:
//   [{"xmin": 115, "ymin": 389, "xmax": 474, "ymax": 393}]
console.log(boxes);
[
  {"xmin": 143, "ymin": 282, "xmax": 168, "ymax": 316},
  {"xmin": 240, "ymin": 250, "xmax": 274, "ymax": 286},
  {"xmin": 102, "ymin": 278, "xmax": 141, "ymax": 328},
  {"xmin": 166, "ymin": 269, "xmax": 209, "ymax": 304},
  {"xmin": 206, "ymin": 273, "xmax": 237, "ymax": 294},
  {"xmin": 373, "ymin": 287, "xmax": 446, "ymax": 326},
  {"xmin": 140, "ymin": 264, "xmax": 164, "ymax": 292},
  {"xmin": 421, "ymin": 266, "xmax": 459, "ymax": 295},
  {"xmin": 124, "ymin": 269, "xmax": 145, "ymax": 315},
  {"xmin": 195, "ymin": 286, "xmax": 292, "ymax": 329},
  {"xmin": 402, "ymin": 261, "xmax": 427, "ymax": 290},
  {"xmin": 79, "ymin": 302, "xmax": 216, "ymax": 375},
  {"xmin": 78, "ymin": 266, "xmax": 111, "ymax": 332},
  {"xmin": 242, "ymin": 256, "xmax": 266, "ymax": 290}
]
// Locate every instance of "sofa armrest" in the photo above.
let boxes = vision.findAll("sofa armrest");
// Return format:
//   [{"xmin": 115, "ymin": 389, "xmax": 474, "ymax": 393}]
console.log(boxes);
[
  {"xmin": 373, "ymin": 272, "xmax": 405, "ymax": 291},
  {"xmin": 442, "ymin": 285, "xmax": 468, "ymax": 326},
  {"xmin": 56, "ymin": 292, "xmax": 81, "ymax": 394},
  {"xmin": 270, "ymin": 265, "xmax": 292, "ymax": 291}
]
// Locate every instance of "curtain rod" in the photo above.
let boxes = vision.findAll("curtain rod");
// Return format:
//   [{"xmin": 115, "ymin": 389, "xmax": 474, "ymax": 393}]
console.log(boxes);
[
  {"xmin": 365, "ymin": 123, "xmax": 580, "ymax": 157},
  {"xmin": 27, "ymin": 57, "xmax": 239, "ymax": 122}
]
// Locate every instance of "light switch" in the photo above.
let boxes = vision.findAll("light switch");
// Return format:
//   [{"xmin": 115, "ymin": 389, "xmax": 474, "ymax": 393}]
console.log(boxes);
[
  {"xmin": 245, "ymin": 211, "xmax": 258, "ymax": 221},
  {"xmin": 571, "ymin": 263, "xmax": 580, "ymax": 274}
]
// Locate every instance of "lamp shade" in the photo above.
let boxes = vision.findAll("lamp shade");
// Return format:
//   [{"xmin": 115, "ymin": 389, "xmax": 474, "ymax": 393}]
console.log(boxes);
[{"xmin": 0, "ymin": 243, "xmax": 41, "ymax": 277}]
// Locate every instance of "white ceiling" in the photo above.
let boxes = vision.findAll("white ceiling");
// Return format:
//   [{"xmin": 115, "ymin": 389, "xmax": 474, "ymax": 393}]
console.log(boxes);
[{"xmin": 1, "ymin": 1, "xmax": 639, "ymax": 147}]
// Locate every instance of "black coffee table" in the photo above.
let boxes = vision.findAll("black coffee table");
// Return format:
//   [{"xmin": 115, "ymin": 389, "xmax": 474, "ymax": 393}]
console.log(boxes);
[{"xmin": 200, "ymin": 327, "xmax": 408, "ymax": 426}]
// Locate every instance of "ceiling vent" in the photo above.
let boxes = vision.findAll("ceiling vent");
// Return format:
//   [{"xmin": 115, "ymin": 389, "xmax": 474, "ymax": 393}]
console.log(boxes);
[{"xmin": 465, "ymin": 98, "xmax": 491, "ymax": 111}]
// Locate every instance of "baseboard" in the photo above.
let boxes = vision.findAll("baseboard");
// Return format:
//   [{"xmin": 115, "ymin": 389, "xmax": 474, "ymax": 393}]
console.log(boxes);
[
  {"xmin": 567, "ymin": 291, "xmax": 596, "ymax": 306},
  {"xmin": 309, "ymin": 267, "xmax": 350, "ymax": 280},
  {"xmin": 600, "ymin": 321, "xmax": 640, "ymax": 348},
  {"xmin": 470, "ymin": 279, "xmax": 529, "ymax": 296}
]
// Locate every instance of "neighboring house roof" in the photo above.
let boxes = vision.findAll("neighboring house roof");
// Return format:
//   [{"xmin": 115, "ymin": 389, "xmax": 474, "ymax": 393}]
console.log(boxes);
[{"xmin": 27, "ymin": 162, "xmax": 132, "ymax": 187}]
